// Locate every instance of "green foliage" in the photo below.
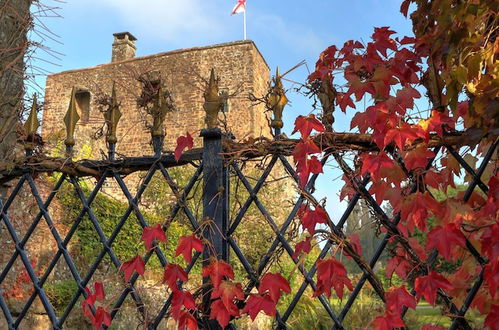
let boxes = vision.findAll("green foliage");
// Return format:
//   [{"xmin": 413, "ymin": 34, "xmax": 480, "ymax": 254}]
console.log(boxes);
[
  {"xmin": 57, "ymin": 178, "xmax": 191, "ymax": 272},
  {"xmin": 45, "ymin": 280, "xmax": 78, "ymax": 313}
]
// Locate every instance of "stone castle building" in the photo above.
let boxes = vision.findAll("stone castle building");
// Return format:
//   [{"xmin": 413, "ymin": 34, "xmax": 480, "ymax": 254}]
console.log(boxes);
[{"xmin": 42, "ymin": 32, "xmax": 271, "ymax": 156}]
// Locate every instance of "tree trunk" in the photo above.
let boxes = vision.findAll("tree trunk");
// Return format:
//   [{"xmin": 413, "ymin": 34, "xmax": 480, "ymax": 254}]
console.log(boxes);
[{"xmin": 0, "ymin": 0, "xmax": 31, "ymax": 199}]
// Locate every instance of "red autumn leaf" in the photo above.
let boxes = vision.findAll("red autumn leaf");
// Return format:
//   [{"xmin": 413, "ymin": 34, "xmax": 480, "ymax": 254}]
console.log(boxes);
[
  {"xmin": 371, "ymin": 311, "xmax": 405, "ymax": 330},
  {"xmin": 361, "ymin": 152, "xmax": 395, "ymax": 180},
  {"xmin": 210, "ymin": 299, "xmax": 239, "ymax": 328},
  {"xmin": 174, "ymin": 132, "xmax": 194, "ymax": 162},
  {"xmin": 175, "ymin": 234, "xmax": 203, "ymax": 264},
  {"xmin": 386, "ymin": 285, "xmax": 416, "ymax": 314},
  {"xmin": 336, "ymin": 92, "xmax": 355, "ymax": 112},
  {"xmin": 399, "ymin": 36, "xmax": 416, "ymax": 45},
  {"xmin": 400, "ymin": 0, "xmax": 410, "ymax": 17},
  {"xmin": 395, "ymin": 86, "xmax": 421, "ymax": 111},
  {"xmin": 258, "ymin": 273, "xmax": 291, "ymax": 303},
  {"xmin": 83, "ymin": 282, "xmax": 105, "ymax": 310},
  {"xmin": 293, "ymin": 236, "xmax": 312, "ymax": 259},
  {"xmin": 350, "ymin": 111, "xmax": 370, "ymax": 133},
  {"xmin": 481, "ymin": 222, "xmax": 499, "ymax": 260},
  {"xmin": 296, "ymin": 155, "xmax": 323, "ymax": 187},
  {"xmin": 314, "ymin": 257, "xmax": 353, "ymax": 299},
  {"xmin": 340, "ymin": 40, "xmax": 364, "ymax": 55},
  {"xmin": 368, "ymin": 179, "xmax": 392, "ymax": 204},
  {"xmin": 415, "ymin": 271, "xmax": 453, "ymax": 306},
  {"xmin": 424, "ymin": 169, "xmax": 446, "ymax": 190},
  {"xmin": 171, "ymin": 289, "xmax": 196, "ymax": 320},
  {"xmin": 345, "ymin": 233, "xmax": 362, "ymax": 258},
  {"xmin": 427, "ymin": 110, "xmax": 455, "ymax": 137},
  {"xmin": 426, "ymin": 223, "xmax": 466, "ymax": 260},
  {"xmin": 292, "ymin": 139, "xmax": 321, "ymax": 165},
  {"xmin": 93, "ymin": 281, "xmax": 105, "ymax": 301},
  {"xmin": 211, "ymin": 280, "xmax": 244, "ymax": 310},
  {"xmin": 397, "ymin": 192, "xmax": 440, "ymax": 233},
  {"xmin": 91, "ymin": 307, "xmax": 111, "ymax": 329},
  {"xmin": 141, "ymin": 224, "xmax": 167, "ymax": 250},
  {"xmin": 178, "ymin": 311, "xmax": 197, "ymax": 330},
  {"xmin": 383, "ymin": 123, "xmax": 419, "ymax": 150},
  {"xmin": 202, "ymin": 259, "xmax": 234, "ymax": 288},
  {"xmin": 347, "ymin": 79, "xmax": 376, "ymax": 101},
  {"xmin": 242, "ymin": 293, "xmax": 276, "ymax": 320},
  {"xmin": 403, "ymin": 144, "xmax": 435, "ymax": 170},
  {"xmin": 163, "ymin": 264, "xmax": 188, "ymax": 291},
  {"xmin": 120, "ymin": 255, "xmax": 145, "ymax": 282},
  {"xmin": 484, "ymin": 304, "xmax": 499, "ymax": 330},
  {"xmin": 299, "ymin": 204, "xmax": 328, "ymax": 233},
  {"xmin": 386, "ymin": 255, "xmax": 413, "ymax": 280},
  {"xmin": 484, "ymin": 259, "xmax": 499, "ymax": 299},
  {"xmin": 82, "ymin": 289, "xmax": 96, "ymax": 319},
  {"xmin": 292, "ymin": 114, "xmax": 325, "ymax": 139}
]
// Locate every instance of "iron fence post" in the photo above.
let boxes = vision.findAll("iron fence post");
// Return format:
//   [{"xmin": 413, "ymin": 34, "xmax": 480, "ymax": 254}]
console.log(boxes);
[{"xmin": 201, "ymin": 128, "xmax": 229, "ymax": 328}]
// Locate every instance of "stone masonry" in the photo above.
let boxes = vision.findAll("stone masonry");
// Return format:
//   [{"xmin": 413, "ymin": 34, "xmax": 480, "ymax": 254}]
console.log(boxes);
[{"xmin": 42, "ymin": 36, "xmax": 271, "ymax": 157}]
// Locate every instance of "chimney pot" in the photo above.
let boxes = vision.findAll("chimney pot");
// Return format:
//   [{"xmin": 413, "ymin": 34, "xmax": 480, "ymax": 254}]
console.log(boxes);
[{"xmin": 111, "ymin": 32, "xmax": 137, "ymax": 62}]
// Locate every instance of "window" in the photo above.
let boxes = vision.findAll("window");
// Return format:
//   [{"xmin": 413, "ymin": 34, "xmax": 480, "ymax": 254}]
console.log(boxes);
[{"xmin": 75, "ymin": 90, "xmax": 91, "ymax": 124}]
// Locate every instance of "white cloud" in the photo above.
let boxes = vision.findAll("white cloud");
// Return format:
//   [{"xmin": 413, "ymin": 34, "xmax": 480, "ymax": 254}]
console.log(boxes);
[
  {"xmin": 252, "ymin": 13, "xmax": 327, "ymax": 57},
  {"xmin": 71, "ymin": 0, "xmax": 327, "ymax": 60},
  {"xmin": 79, "ymin": 0, "xmax": 229, "ymax": 45}
]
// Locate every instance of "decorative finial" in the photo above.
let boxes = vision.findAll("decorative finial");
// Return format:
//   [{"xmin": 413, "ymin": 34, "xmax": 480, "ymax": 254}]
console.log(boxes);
[
  {"xmin": 268, "ymin": 67, "xmax": 288, "ymax": 130},
  {"xmin": 24, "ymin": 93, "xmax": 40, "ymax": 152},
  {"xmin": 316, "ymin": 76, "xmax": 336, "ymax": 131},
  {"xmin": 150, "ymin": 84, "xmax": 170, "ymax": 138},
  {"xmin": 203, "ymin": 68, "xmax": 223, "ymax": 130},
  {"xmin": 104, "ymin": 82, "xmax": 122, "ymax": 144},
  {"xmin": 64, "ymin": 87, "xmax": 80, "ymax": 149}
]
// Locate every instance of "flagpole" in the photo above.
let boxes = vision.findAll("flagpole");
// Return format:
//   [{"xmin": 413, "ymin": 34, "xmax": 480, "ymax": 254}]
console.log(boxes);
[{"xmin": 243, "ymin": 4, "xmax": 247, "ymax": 40}]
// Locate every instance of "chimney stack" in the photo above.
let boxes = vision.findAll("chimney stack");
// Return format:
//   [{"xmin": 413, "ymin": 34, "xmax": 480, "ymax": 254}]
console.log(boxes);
[{"xmin": 111, "ymin": 32, "xmax": 137, "ymax": 62}]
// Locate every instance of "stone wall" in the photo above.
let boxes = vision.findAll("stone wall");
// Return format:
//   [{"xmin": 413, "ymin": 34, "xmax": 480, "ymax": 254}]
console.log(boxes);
[{"xmin": 42, "ymin": 40, "xmax": 271, "ymax": 158}]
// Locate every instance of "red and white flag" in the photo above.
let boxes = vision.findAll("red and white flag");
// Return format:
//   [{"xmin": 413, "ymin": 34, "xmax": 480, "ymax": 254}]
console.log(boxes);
[{"xmin": 231, "ymin": 0, "xmax": 246, "ymax": 15}]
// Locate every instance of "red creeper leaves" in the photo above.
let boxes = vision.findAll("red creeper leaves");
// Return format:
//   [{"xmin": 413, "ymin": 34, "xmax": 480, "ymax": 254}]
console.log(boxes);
[
  {"xmin": 202, "ymin": 259, "xmax": 234, "ymax": 288},
  {"xmin": 403, "ymin": 144, "xmax": 435, "ymax": 171},
  {"xmin": 120, "ymin": 255, "xmax": 145, "ymax": 282},
  {"xmin": 372, "ymin": 311, "xmax": 405, "ymax": 330},
  {"xmin": 242, "ymin": 293, "xmax": 276, "ymax": 320},
  {"xmin": 292, "ymin": 114, "xmax": 325, "ymax": 139},
  {"xmin": 163, "ymin": 264, "xmax": 188, "ymax": 291},
  {"xmin": 386, "ymin": 285, "xmax": 416, "ymax": 314},
  {"xmin": 210, "ymin": 299, "xmax": 239, "ymax": 328},
  {"xmin": 298, "ymin": 204, "xmax": 328, "ymax": 233},
  {"xmin": 171, "ymin": 289, "xmax": 195, "ymax": 319},
  {"xmin": 296, "ymin": 155, "xmax": 323, "ymax": 187},
  {"xmin": 336, "ymin": 92, "xmax": 355, "ymax": 112},
  {"xmin": 92, "ymin": 307, "xmax": 112, "ymax": 329},
  {"xmin": 314, "ymin": 257, "xmax": 352, "ymax": 299},
  {"xmin": 415, "ymin": 271, "xmax": 453, "ymax": 306},
  {"xmin": 178, "ymin": 311, "xmax": 197, "ymax": 330},
  {"xmin": 426, "ymin": 223, "xmax": 466, "ymax": 260},
  {"xmin": 174, "ymin": 131, "xmax": 194, "ymax": 162},
  {"xmin": 258, "ymin": 273, "xmax": 291, "ymax": 303},
  {"xmin": 211, "ymin": 280, "xmax": 244, "ymax": 311},
  {"xmin": 141, "ymin": 224, "xmax": 167, "ymax": 250},
  {"xmin": 484, "ymin": 304, "xmax": 499, "ymax": 330},
  {"xmin": 81, "ymin": 282, "xmax": 111, "ymax": 329},
  {"xmin": 361, "ymin": 152, "xmax": 394, "ymax": 181},
  {"xmin": 175, "ymin": 234, "xmax": 203, "ymax": 264},
  {"xmin": 293, "ymin": 236, "xmax": 312, "ymax": 259}
]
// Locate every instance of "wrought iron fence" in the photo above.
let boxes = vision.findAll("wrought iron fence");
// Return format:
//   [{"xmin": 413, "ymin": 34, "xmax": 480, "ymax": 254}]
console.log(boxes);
[{"xmin": 0, "ymin": 69, "xmax": 497, "ymax": 329}]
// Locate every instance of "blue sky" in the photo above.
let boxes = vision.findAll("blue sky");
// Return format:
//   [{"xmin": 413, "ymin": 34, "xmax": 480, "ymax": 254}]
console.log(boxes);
[{"xmin": 33, "ymin": 0, "xmax": 415, "ymax": 220}]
